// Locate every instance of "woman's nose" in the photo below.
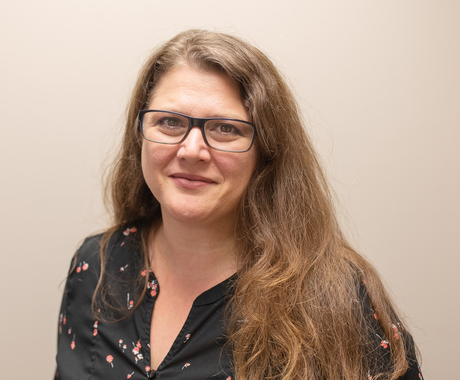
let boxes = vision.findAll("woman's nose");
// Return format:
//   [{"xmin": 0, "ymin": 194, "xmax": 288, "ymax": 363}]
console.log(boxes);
[{"xmin": 176, "ymin": 127, "xmax": 211, "ymax": 162}]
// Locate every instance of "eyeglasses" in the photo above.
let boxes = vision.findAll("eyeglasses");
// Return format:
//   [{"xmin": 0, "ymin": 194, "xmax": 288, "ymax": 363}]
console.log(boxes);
[{"xmin": 138, "ymin": 110, "xmax": 256, "ymax": 153}]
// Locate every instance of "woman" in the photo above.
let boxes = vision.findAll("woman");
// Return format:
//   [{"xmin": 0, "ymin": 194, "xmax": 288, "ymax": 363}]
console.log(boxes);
[{"xmin": 55, "ymin": 29, "xmax": 422, "ymax": 380}]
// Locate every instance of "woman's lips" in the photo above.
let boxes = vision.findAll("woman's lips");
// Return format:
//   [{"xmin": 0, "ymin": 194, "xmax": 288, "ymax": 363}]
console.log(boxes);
[{"xmin": 170, "ymin": 173, "xmax": 216, "ymax": 189}]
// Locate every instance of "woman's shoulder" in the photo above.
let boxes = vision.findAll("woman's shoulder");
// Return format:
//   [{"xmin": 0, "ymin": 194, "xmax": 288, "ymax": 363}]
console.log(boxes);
[
  {"xmin": 63, "ymin": 222, "xmax": 145, "ymax": 308},
  {"xmin": 73, "ymin": 233, "xmax": 103, "ymax": 265},
  {"xmin": 75, "ymin": 223, "xmax": 143, "ymax": 263},
  {"xmin": 66, "ymin": 222, "xmax": 143, "ymax": 282}
]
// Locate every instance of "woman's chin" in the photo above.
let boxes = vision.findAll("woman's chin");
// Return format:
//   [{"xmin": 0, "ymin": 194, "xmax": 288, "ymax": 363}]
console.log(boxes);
[{"xmin": 160, "ymin": 203, "xmax": 234, "ymax": 228}]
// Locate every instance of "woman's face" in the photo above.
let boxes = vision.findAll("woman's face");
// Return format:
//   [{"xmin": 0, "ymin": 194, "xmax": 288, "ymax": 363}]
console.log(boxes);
[{"xmin": 141, "ymin": 64, "xmax": 258, "ymax": 228}]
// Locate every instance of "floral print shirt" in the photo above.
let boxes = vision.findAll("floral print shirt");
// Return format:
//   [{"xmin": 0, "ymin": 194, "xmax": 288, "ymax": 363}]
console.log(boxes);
[{"xmin": 55, "ymin": 225, "xmax": 423, "ymax": 380}]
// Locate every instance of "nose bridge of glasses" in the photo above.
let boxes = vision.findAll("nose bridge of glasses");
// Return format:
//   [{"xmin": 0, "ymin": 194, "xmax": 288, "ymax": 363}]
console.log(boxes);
[
  {"xmin": 183, "ymin": 116, "xmax": 208, "ymax": 145},
  {"xmin": 186, "ymin": 117, "xmax": 207, "ymax": 140},
  {"xmin": 189, "ymin": 116, "xmax": 206, "ymax": 129}
]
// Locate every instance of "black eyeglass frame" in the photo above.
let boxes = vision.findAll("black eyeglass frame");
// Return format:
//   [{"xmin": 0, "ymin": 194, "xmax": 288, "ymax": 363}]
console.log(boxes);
[{"xmin": 138, "ymin": 109, "xmax": 257, "ymax": 153}]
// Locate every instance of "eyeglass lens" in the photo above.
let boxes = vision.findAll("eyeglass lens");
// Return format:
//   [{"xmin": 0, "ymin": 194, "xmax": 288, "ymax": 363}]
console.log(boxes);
[{"xmin": 141, "ymin": 111, "xmax": 254, "ymax": 152}]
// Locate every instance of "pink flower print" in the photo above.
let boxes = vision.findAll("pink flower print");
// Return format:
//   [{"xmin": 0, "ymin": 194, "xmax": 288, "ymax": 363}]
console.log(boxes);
[
  {"xmin": 376, "ymin": 334, "xmax": 389, "ymax": 349},
  {"xmin": 106, "ymin": 355, "xmax": 114, "ymax": 368},
  {"xmin": 418, "ymin": 364, "xmax": 422, "ymax": 379},
  {"xmin": 119, "ymin": 339, "xmax": 123, "ymax": 347},
  {"xmin": 132, "ymin": 342, "xmax": 139, "ymax": 356},
  {"xmin": 127, "ymin": 372, "xmax": 134, "ymax": 379},
  {"xmin": 145, "ymin": 366, "xmax": 151, "ymax": 374},
  {"xmin": 127, "ymin": 294, "xmax": 134, "ymax": 309},
  {"xmin": 123, "ymin": 227, "xmax": 138, "ymax": 236},
  {"xmin": 68, "ymin": 327, "xmax": 72, "ymax": 334},
  {"xmin": 370, "ymin": 307, "xmax": 378, "ymax": 320},
  {"xmin": 182, "ymin": 363, "xmax": 190, "ymax": 370},
  {"xmin": 141, "ymin": 269, "xmax": 147, "ymax": 277},
  {"xmin": 71, "ymin": 335, "xmax": 76, "ymax": 350},
  {"xmin": 120, "ymin": 265, "xmax": 128, "ymax": 272},
  {"xmin": 184, "ymin": 333, "xmax": 191, "ymax": 343},
  {"xmin": 135, "ymin": 353, "xmax": 143, "ymax": 363},
  {"xmin": 150, "ymin": 283, "xmax": 158, "ymax": 297},
  {"xmin": 63, "ymin": 315, "xmax": 66, "ymax": 325},
  {"xmin": 76, "ymin": 263, "xmax": 82, "ymax": 273},
  {"xmin": 367, "ymin": 370, "xmax": 373, "ymax": 380},
  {"xmin": 147, "ymin": 280, "xmax": 156, "ymax": 289},
  {"xmin": 392, "ymin": 324, "xmax": 400, "ymax": 340},
  {"xmin": 136, "ymin": 340, "xmax": 142, "ymax": 349},
  {"xmin": 227, "ymin": 377, "xmax": 232, "ymax": 380},
  {"xmin": 122, "ymin": 344, "xmax": 127, "ymax": 353},
  {"xmin": 82, "ymin": 262, "xmax": 88, "ymax": 271},
  {"xmin": 93, "ymin": 321, "xmax": 98, "ymax": 336}
]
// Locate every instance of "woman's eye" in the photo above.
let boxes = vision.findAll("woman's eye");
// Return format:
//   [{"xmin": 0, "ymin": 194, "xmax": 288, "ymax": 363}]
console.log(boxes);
[
  {"xmin": 215, "ymin": 123, "xmax": 241, "ymax": 135},
  {"xmin": 158, "ymin": 117, "xmax": 182, "ymax": 128}
]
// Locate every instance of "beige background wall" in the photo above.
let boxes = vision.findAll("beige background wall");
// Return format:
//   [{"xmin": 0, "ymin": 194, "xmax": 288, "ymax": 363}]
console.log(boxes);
[{"xmin": 1, "ymin": 0, "xmax": 458, "ymax": 378}]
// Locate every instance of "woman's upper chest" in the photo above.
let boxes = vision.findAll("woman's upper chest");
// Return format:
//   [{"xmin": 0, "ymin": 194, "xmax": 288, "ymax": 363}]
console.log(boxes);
[
  {"xmin": 149, "ymin": 285, "xmax": 198, "ymax": 371},
  {"xmin": 57, "ymin": 228, "xmax": 235, "ymax": 380}
]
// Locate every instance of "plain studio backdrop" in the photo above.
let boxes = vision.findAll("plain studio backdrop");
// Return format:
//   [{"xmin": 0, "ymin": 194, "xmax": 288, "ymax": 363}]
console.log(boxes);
[{"xmin": 1, "ymin": 0, "xmax": 458, "ymax": 378}]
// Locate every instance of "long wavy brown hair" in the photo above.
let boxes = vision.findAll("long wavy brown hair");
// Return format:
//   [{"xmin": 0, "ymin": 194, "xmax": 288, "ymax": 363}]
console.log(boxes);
[{"xmin": 98, "ymin": 29, "xmax": 415, "ymax": 380}]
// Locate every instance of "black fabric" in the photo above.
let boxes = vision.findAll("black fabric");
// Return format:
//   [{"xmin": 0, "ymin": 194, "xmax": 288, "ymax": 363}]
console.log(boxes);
[{"xmin": 55, "ymin": 225, "xmax": 423, "ymax": 380}]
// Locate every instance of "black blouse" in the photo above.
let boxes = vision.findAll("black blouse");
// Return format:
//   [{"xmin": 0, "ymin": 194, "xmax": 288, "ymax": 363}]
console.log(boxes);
[{"xmin": 55, "ymin": 224, "xmax": 423, "ymax": 380}]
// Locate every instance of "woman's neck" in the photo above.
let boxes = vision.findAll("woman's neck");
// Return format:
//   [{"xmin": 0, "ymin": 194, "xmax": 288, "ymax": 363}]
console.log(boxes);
[{"xmin": 148, "ymin": 214, "xmax": 238, "ymax": 292}]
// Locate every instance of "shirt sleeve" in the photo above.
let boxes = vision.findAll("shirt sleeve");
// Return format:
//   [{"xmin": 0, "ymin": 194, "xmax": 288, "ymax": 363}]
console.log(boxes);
[
  {"xmin": 359, "ymin": 283, "xmax": 423, "ymax": 380},
  {"xmin": 397, "ymin": 335, "xmax": 423, "ymax": 380},
  {"xmin": 54, "ymin": 234, "xmax": 102, "ymax": 380},
  {"xmin": 54, "ymin": 257, "xmax": 74, "ymax": 380}
]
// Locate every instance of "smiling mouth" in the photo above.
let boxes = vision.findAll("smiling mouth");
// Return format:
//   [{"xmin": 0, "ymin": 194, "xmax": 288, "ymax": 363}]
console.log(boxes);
[{"xmin": 170, "ymin": 174, "xmax": 215, "ymax": 183}]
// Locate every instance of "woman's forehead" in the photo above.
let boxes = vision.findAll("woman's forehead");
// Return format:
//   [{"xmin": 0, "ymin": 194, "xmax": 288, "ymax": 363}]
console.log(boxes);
[{"xmin": 147, "ymin": 65, "xmax": 249, "ymax": 121}]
